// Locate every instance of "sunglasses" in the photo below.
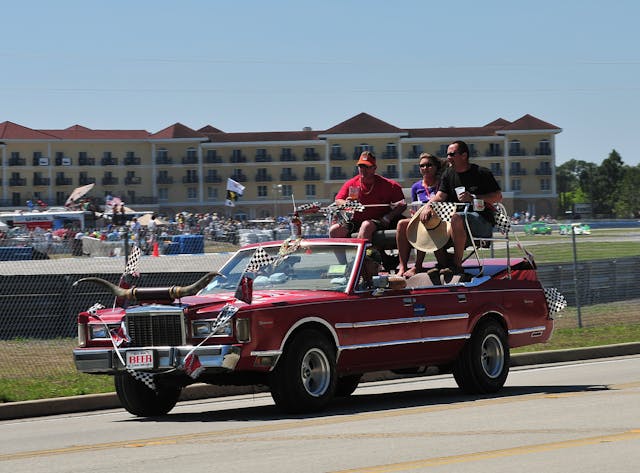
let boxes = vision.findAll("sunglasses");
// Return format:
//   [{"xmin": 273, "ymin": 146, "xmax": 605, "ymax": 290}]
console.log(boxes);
[
  {"xmin": 419, "ymin": 163, "xmax": 434, "ymax": 168},
  {"xmin": 447, "ymin": 151, "xmax": 462, "ymax": 157}
]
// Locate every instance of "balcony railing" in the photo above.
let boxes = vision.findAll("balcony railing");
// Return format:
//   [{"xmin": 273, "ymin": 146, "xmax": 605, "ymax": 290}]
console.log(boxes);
[
  {"xmin": 124, "ymin": 156, "xmax": 141, "ymax": 165},
  {"xmin": 205, "ymin": 155, "xmax": 223, "ymax": 163},
  {"xmin": 125, "ymin": 195, "xmax": 158, "ymax": 205},
  {"xmin": 510, "ymin": 169, "xmax": 528, "ymax": 176},
  {"xmin": 382, "ymin": 151, "xmax": 398, "ymax": 159},
  {"xmin": 280, "ymin": 174, "xmax": 297, "ymax": 181},
  {"xmin": 230, "ymin": 174, "xmax": 247, "ymax": 182},
  {"xmin": 303, "ymin": 152, "xmax": 321, "ymax": 161},
  {"xmin": 79, "ymin": 177, "xmax": 96, "ymax": 185},
  {"xmin": 303, "ymin": 174, "xmax": 321, "ymax": 181},
  {"xmin": 406, "ymin": 151, "xmax": 421, "ymax": 160},
  {"xmin": 157, "ymin": 176, "xmax": 174, "ymax": 184},
  {"xmin": 55, "ymin": 177, "xmax": 73, "ymax": 185},
  {"xmin": 535, "ymin": 148, "xmax": 552, "ymax": 156},
  {"xmin": 280, "ymin": 154, "xmax": 297, "ymax": 162},
  {"xmin": 9, "ymin": 158, "xmax": 26, "ymax": 166},
  {"xmin": 102, "ymin": 177, "xmax": 119, "ymax": 185},
  {"xmin": 382, "ymin": 171, "xmax": 399, "ymax": 179},
  {"xmin": 101, "ymin": 157, "xmax": 119, "ymax": 166},
  {"xmin": 509, "ymin": 149, "xmax": 527, "ymax": 156},
  {"xmin": 125, "ymin": 176, "xmax": 142, "ymax": 185},
  {"xmin": 255, "ymin": 154, "xmax": 273, "ymax": 162},
  {"xmin": 34, "ymin": 177, "xmax": 51, "ymax": 186},
  {"xmin": 230, "ymin": 155, "xmax": 247, "ymax": 163},
  {"xmin": 79, "ymin": 157, "xmax": 95, "ymax": 166},
  {"xmin": 535, "ymin": 168, "xmax": 552, "ymax": 175},
  {"xmin": 491, "ymin": 169, "xmax": 503, "ymax": 176},
  {"xmin": 255, "ymin": 175, "xmax": 273, "ymax": 182},
  {"xmin": 182, "ymin": 176, "xmax": 199, "ymax": 184},
  {"xmin": 330, "ymin": 152, "xmax": 347, "ymax": 160},
  {"xmin": 156, "ymin": 157, "xmax": 174, "ymax": 165},
  {"xmin": 485, "ymin": 149, "xmax": 502, "ymax": 157},
  {"xmin": 182, "ymin": 156, "xmax": 198, "ymax": 164},
  {"xmin": 205, "ymin": 175, "xmax": 222, "ymax": 183},
  {"xmin": 330, "ymin": 172, "xmax": 348, "ymax": 180}
]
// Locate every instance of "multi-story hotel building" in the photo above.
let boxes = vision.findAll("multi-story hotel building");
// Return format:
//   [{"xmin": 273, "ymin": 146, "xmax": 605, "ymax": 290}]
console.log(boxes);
[{"xmin": 0, "ymin": 113, "xmax": 561, "ymax": 218}]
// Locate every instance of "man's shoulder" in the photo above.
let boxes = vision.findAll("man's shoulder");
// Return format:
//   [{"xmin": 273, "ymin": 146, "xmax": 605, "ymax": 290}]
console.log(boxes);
[{"xmin": 375, "ymin": 174, "xmax": 402, "ymax": 187}]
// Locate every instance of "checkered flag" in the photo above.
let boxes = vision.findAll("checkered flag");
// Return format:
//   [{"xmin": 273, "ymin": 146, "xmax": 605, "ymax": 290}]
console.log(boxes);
[
  {"xmin": 127, "ymin": 369, "xmax": 155, "ymax": 391},
  {"xmin": 430, "ymin": 202, "xmax": 457, "ymax": 222},
  {"xmin": 544, "ymin": 287, "xmax": 567, "ymax": 314},
  {"xmin": 493, "ymin": 203, "xmax": 511, "ymax": 235},
  {"xmin": 339, "ymin": 200, "xmax": 366, "ymax": 212},
  {"xmin": 246, "ymin": 246, "xmax": 275, "ymax": 273},
  {"xmin": 125, "ymin": 245, "xmax": 141, "ymax": 275},
  {"xmin": 297, "ymin": 202, "xmax": 322, "ymax": 214}
]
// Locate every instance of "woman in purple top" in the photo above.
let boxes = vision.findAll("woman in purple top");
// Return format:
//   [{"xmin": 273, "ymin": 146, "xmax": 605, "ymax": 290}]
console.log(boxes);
[{"xmin": 396, "ymin": 153, "xmax": 446, "ymax": 277}]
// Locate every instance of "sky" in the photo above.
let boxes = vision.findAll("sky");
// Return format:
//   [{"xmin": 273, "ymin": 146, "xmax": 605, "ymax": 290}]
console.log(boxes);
[{"xmin": 1, "ymin": 0, "xmax": 638, "ymax": 165}]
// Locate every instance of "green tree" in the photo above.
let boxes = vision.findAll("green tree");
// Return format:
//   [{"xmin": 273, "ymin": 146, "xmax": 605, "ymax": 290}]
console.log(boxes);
[
  {"xmin": 556, "ymin": 159, "xmax": 597, "ymax": 214},
  {"xmin": 614, "ymin": 165, "xmax": 640, "ymax": 218},
  {"xmin": 592, "ymin": 150, "xmax": 625, "ymax": 216}
]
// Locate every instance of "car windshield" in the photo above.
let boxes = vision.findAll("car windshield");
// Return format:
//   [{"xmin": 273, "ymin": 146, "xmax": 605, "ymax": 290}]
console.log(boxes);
[{"xmin": 199, "ymin": 241, "xmax": 360, "ymax": 294}]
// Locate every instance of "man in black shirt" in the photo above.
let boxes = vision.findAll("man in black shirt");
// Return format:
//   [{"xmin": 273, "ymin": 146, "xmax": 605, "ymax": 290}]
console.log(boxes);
[{"xmin": 421, "ymin": 140, "xmax": 502, "ymax": 278}]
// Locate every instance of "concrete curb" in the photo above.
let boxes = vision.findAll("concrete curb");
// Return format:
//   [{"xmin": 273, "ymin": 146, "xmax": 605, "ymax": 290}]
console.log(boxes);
[{"xmin": 2, "ymin": 342, "xmax": 640, "ymax": 421}]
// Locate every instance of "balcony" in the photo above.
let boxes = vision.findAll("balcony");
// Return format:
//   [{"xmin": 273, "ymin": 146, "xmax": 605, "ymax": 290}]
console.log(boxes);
[
  {"xmin": 79, "ymin": 177, "xmax": 96, "ymax": 185},
  {"xmin": 124, "ymin": 195, "xmax": 158, "ymax": 205},
  {"xmin": 34, "ymin": 177, "xmax": 51, "ymax": 186},
  {"xmin": 230, "ymin": 155, "xmax": 247, "ymax": 163},
  {"xmin": 382, "ymin": 151, "xmax": 398, "ymax": 159},
  {"xmin": 280, "ymin": 154, "xmax": 297, "ymax": 162},
  {"xmin": 33, "ymin": 157, "xmax": 49, "ymax": 166},
  {"xmin": 485, "ymin": 149, "xmax": 502, "ymax": 157},
  {"xmin": 535, "ymin": 148, "xmax": 552, "ymax": 156},
  {"xmin": 255, "ymin": 154, "xmax": 273, "ymax": 162},
  {"xmin": 510, "ymin": 169, "xmax": 528, "ymax": 176},
  {"xmin": 330, "ymin": 171, "xmax": 348, "ymax": 180},
  {"xmin": 230, "ymin": 174, "xmax": 247, "ymax": 182},
  {"xmin": 55, "ymin": 156, "xmax": 72, "ymax": 166},
  {"xmin": 156, "ymin": 176, "xmax": 174, "ymax": 184},
  {"xmin": 303, "ymin": 173, "xmax": 321, "ymax": 181},
  {"xmin": 101, "ymin": 157, "xmax": 119, "ymax": 166},
  {"xmin": 535, "ymin": 168, "xmax": 553, "ymax": 176},
  {"xmin": 406, "ymin": 151, "xmax": 421, "ymax": 160},
  {"xmin": 491, "ymin": 169, "xmax": 503, "ymax": 176},
  {"xmin": 205, "ymin": 154, "xmax": 223, "ymax": 163},
  {"xmin": 56, "ymin": 177, "xmax": 73, "ymax": 185},
  {"xmin": 182, "ymin": 156, "xmax": 198, "ymax": 165},
  {"xmin": 79, "ymin": 157, "xmax": 95, "ymax": 166},
  {"xmin": 303, "ymin": 152, "xmax": 321, "ymax": 161},
  {"xmin": 382, "ymin": 171, "xmax": 399, "ymax": 179},
  {"xmin": 255, "ymin": 174, "xmax": 273, "ymax": 182},
  {"xmin": 182, "ymin": 176, "xmax": 199, "ymax": 184},
  {"xmin": 205, "ymin": 175, "xmax": 222, "ymax": 183},
  {"xmin": 330, "ymin": 152, "xmax": 347, "ymax": 161},
  {"xmin": 124, "ymin": 156, "xmax": 141, "ymax": 165},
  {"xmin": 280, "ymin": 174, "xmax": 298, "ymax": 181},
  {"xmin": 9, "ymin": 158, "xmax": 26, "ymax": 166},
  {"xmin": 156, "ymin": 157, "xmax": 174, "ymax": 165},
  {"xmin": 509, "ymin": 149, "xmax": 527, "ymax": 156},
  {"xmin": 125, "ymin": 176, "xmax": 142, "ymax": 185},
  {"xmin": 102, "ymin": 177, "xmax": 119, "ymax": 185}
]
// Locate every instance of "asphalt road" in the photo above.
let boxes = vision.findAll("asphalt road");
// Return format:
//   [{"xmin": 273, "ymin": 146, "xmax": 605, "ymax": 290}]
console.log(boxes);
[{"xmin": 2, "ymin": 354, "xmax": 639, "ymax": 473}]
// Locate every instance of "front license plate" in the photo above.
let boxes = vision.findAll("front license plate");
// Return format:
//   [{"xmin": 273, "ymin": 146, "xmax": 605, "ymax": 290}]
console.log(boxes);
[{"xmin": 126, "ymin": 350, "xmax": 154, "ymax": 369}]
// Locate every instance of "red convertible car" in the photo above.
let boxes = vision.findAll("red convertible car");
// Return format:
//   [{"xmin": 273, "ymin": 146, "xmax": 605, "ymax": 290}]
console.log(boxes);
[{"xmin": 73, "ymin": 238, "xmax": 561, "ymax": 417}]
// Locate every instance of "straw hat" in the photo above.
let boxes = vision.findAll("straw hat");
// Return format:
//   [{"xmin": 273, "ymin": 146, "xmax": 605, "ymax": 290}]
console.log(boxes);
[{"xmin": 406, "ymin": 205, "xmax": 451, "ymax": 252}]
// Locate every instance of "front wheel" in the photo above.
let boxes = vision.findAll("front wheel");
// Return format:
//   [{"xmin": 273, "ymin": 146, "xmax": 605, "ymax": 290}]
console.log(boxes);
[
  {"xmin": 452, "ymin": 319, "xmax": 509, "ymax": 394},
  {"xmin": 270, "ymin": 329, "xmax": 337, "ymax": 413},
  {"xmin": 115, "ymin": 371, "xmax": 181, "ymax": 417}
]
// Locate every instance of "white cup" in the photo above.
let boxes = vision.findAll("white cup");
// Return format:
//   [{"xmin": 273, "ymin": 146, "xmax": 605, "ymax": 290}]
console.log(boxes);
[
  {"xmin": 473, "ymin": 198, "xmax": 485, "ymax": 212},
  {"xmin": 455, "ymin": 186, "xmax": 466, "ymax": 199},
  {"xmin": 410, "ymin": 201, "xmax": 422, "ymax": 215}
]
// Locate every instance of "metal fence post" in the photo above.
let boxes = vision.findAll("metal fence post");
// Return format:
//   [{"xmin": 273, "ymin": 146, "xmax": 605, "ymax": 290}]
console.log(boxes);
[{"xmin": 571, "ymin": 226, "xmax": 583, "ymax": 328}]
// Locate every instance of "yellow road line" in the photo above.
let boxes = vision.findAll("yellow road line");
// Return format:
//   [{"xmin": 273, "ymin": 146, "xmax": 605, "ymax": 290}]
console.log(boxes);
[{"xmin": 331, "ymin": 430, "xmax": 640, "ymax": 473}]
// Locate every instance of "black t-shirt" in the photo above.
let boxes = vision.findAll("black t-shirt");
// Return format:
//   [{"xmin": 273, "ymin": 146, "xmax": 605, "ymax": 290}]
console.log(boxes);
[{"xmin": 440, "ymin": 164, "xmax": 501, "ymax": 224}]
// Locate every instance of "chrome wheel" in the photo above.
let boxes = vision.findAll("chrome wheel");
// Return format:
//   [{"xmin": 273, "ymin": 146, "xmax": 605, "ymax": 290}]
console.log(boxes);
[
  {"xmin": 300, "ymin": 348, "xmax": 331, "ymax": 397},
  {"xmin": 481, "ymin": 333, "xmax": 505, "ymax": 379}
]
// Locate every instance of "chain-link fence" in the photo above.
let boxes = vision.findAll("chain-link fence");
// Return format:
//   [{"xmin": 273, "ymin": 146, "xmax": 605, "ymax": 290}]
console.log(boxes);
[{"xmin": 1, "ymin": 241, "xmax": 639, "ymax": 382}]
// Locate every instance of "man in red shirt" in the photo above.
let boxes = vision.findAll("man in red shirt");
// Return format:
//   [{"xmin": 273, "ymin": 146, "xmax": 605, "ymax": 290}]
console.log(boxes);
[{"xmin": 329, "ymin": 151, "xmax": 406, "ymax": 242}]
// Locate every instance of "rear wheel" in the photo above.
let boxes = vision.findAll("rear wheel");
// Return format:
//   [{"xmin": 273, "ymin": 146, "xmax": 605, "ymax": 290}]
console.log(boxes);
[
  {"xmin": 270, "ymin": 329, "xmax": 337, "ymax": 413},
  {"xmin": 453, "ymin": 319, "xmax": 509, "ymax": 394},
  {"xmin": 115, "ymin": 371, "xmax": 181, "ymax": 417}
]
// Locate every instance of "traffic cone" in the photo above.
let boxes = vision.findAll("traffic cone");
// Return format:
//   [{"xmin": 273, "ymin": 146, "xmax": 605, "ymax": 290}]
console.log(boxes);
[{"xmin": 152, "ymin": 241, "xmax": 160, "ymax": 257}]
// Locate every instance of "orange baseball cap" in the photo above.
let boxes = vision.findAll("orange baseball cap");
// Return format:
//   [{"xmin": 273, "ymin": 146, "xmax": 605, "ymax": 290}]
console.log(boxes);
[{"xmin": 357, "ymin": 151, "xmax": 376, "ymax": 167}]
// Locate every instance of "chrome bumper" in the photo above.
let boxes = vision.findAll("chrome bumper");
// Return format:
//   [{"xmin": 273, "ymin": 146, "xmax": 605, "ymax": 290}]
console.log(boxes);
[{"xmin": 73, "ymin": 345, "xmax": 241, "ymax": 374}]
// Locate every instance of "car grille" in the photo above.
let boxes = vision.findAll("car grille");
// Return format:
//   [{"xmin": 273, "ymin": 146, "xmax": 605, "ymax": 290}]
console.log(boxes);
[{"xmin": 125, "ymin": 308, "xmax": 185, "ymax": 347}]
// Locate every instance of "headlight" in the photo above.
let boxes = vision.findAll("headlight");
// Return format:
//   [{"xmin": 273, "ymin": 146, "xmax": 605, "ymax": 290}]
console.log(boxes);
[
  {"xmin": 89, "ymin": 324, "xmax": 120, "ymax": 340},
  {"xmin": 192, "ymin": 319, "xmax": 233, "ymax": 338}
]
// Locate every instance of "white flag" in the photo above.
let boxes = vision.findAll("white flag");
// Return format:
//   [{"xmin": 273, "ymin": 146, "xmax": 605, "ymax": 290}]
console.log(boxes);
[{"xmin": 226, "ymin": 178, "xmax": 246, "ymax": 207}]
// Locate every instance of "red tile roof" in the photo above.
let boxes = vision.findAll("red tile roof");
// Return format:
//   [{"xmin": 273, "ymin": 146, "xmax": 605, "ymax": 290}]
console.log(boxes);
[
  {"xmin": 322, "ymin": 112, "xmax": 405, "ymax": 134},
  {"xmin": 0, "ymin": 121, "xmax": 59, "ymax": 140},
  {"xmin": 40, "ymin": 126, "xmax": 150, "ymax": 140},
  {"xmin": 198, "ymin": 125, "xmax": 224, "ymax": 133},
  {"xmin": 149, "ymin": 123, "xmax": 207, "ymax": 139},
  {"xmin": 204, "ymin": 130, "xmax": 319, "ymax": 143},
  {"xmin": 501, "ymin": 114, "xmax": 561, "ymax": 131}
]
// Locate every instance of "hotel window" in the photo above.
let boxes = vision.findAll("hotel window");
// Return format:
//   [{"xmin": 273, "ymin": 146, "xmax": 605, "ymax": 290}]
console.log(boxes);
[
  {"xmin": 509, "ymin": 140, "xmax": 522, "ymax": 156},
  {"xmin": 331, "ymin": 144, "xmax": 342, "ymax": 157},
  {"xmin": 186, "ymin": 169, "xmax": 198, "ymax": 182},
  {"xmin": 385, "ymin": 143, "xmax": 397, "ymax": 158},
  {"xmin": 305, "ymin": 184, "xmax": 316, "ymax": 197},
  {"xmin": 540, "ymin": 178, "xmax": 551, "ymax": 191},
  {"xmin": 538, "ymin": 140, "xmax": 551, "ymax": 155},
  {"xmin": 256, "ymin": 168, "xmax": 269, "ymax": 181},
  {"xmin": 511, "ymin": 179, "xmax": 521, "ymax": 191},
  {"xmin": 438, "ymin": 144, "xmax": 447, "ymax": 157},
  {"xmin": 281, "ymin": 185, "xmax": 293, "ymax": 197},
  {"xmin": 488, "ymin": 143, "xmax": 501, "ymax": 156},
  {"xmin": 187, "ymin": 187, "xmax": 198, "ymax": 200},
  {"xmin": 158, "ymin": 188, "xmax": 168, "ymax": 201},
  {"xmin": 490, "ymin": 162, "xmax": 502, "ymax": 176},
  {"xmin": 187, "ymin": 147, "xmax": 197, "ymax": 159},
  {"xmin": 257, "ymin": 186, "xmax": 268, "ymax": 197},
  {"xmin": 157, "ymin": 148, "xmax": 168, "ymax": 161},
  {"xmin": 207, "ymin": 187, "xmax": 218, "ymax": 200},
  {"xmin": 468, "ymin": 143, "xmax": 477, "ymax": 157}
]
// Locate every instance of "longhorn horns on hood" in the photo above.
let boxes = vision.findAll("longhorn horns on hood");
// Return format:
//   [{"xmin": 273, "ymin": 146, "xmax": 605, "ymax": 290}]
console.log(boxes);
[{"xmin": 73, "ymin": 272, "xmax": 222, "ymax": 301}]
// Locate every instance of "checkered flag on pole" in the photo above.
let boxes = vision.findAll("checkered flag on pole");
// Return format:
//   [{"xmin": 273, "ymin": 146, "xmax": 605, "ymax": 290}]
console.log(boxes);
[
  {"xmin": 430, "ymin": 202, "xmax": 457, "ymax": 222},
  {"xmin": 492, "ymin": 203, "xmax": 511, "ymax": 235},
  {"xmin": 246, "ymin": 246, "xmax": 275, "ymax": 273},
  {"xmin": 544, "ymin": 287, "xmax": 567, "ymax": 315},
  {"xmin": 124, "ymin": 245, "xmax": 141, "ymax": 275}
]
